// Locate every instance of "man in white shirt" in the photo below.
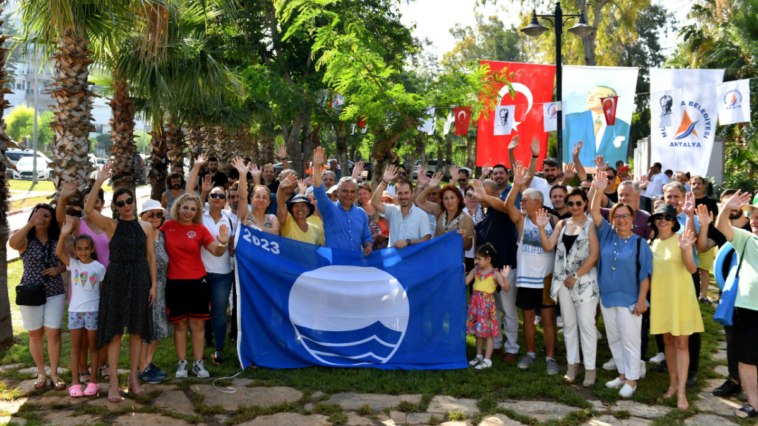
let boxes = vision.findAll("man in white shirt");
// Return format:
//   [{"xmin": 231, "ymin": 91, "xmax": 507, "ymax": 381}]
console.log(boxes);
[
  {"xmin": 371, "ymin": 166, "xmax": 431, "ymax": 248},
  {"xmin": 641, "ymin": 162, "xmax": 669, "ymax": 199}
]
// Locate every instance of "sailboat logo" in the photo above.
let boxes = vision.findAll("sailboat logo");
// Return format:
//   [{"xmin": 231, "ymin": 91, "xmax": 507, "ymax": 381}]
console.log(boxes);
[
  {"xmin": 674, "ymin": 109, "xmax": 699, "ymax": 140},
  {"xmin": 729, "ymin": 93, "xmax": 739, "ymax": 106}
]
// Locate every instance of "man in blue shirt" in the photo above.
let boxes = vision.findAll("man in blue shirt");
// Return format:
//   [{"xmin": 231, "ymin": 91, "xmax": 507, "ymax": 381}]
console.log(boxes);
[{"xmin": 312, "ymin": 147, "xmax": 373, "ymax": 255}]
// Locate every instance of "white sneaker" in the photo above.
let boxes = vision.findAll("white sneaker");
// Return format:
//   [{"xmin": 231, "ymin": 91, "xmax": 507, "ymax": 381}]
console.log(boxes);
[
  {"xmin": 175, "ymin": 360, "xmax": 189, "ymax": 378},
  {"xmin": 639, "ymin": 360, "xmax": 646, "ymax": 379},
  {"xmin": 469, "ymin": 355, "xmax": 484, "ymax": 366},
  {"xmin": 557, "ymin": 316, "xmax": 564, "ymax": 328},
  {"xmin": 606, "ymin": 377, "xmax": 625, "ymax": 389},
  {"xmin": 650, "ymin": 352, "xmax": 666, "ymax": 364},
  {"xmin": 602, "ymin": 358, "xmax": 617, "ymax": 371},
  {"xmin": 475, "ymin": 358, "xmax": 493, "ymax": 370},
  {"xmin": 534, "ymin": 315, "xmax": 541, "ymax": 325},
  {"xmin": 192, "ymin": 360, "xmax": 210, "ymax": 378},
  {"xmin": 619, "ymin": 383, "xmax": 637, "ymax": 398}
]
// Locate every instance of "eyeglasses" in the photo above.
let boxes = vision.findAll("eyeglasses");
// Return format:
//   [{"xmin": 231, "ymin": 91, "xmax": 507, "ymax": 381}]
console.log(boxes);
[
  {"xmin": 145, "ymin": 211, "xmax": 164, "ymax": 219},
  {"xmin": 613, "ymin": 214, "xmax": 631, "ymax": 220},
  {"xmin": 115, "ymin": 198, "xmax": 134, "ymax": 208},
  {"xmin": 458, "ymin": 179, "xmax": 467, "ymax": 183},
  {"xmin": 466, "ymin": 193, "xmax": 476, "ymax": 199},
  {"xmin": 655, "ymin": 214, "xmax": 675, "ymax": 222},
  {"xmin": 567, "ymin": 201, "xmax": 584, "ymax": 207},
  {"xmin": 209, "ymin": 193, "xmax": 226, "ymax": 200}
]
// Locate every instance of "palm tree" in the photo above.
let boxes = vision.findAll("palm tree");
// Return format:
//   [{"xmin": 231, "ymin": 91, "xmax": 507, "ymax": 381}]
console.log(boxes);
[{"xmin": 0, "ymin": 10, "xmax": 18, "ymax": 347}]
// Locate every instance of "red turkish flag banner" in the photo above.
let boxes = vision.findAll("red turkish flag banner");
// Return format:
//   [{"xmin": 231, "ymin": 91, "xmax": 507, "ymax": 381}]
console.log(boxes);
[
  {"xmin": 356, "ymin": 116, "xmax": 367, "ymax": 128},
  {"xmin": 454, "ymin": 107, "xmax": 472, "ymax": 136},
  {"xmin": 476, "ymin": 61, "xmax": 556, "ymax": 169},
  {"xmin": 601, "ymin": 96, "xmax": 618, "ymax": 126}
]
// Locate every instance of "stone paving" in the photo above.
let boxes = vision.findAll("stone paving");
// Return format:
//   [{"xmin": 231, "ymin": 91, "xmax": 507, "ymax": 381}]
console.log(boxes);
[{"xmin": 0, "ymin": 348, "xmax": 745, "ymax": 426}]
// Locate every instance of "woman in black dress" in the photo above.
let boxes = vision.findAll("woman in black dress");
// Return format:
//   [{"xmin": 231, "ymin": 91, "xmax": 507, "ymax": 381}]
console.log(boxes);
[{"xmin": 85, "ymin": 163, "xmax": 156, "ymax": 402}]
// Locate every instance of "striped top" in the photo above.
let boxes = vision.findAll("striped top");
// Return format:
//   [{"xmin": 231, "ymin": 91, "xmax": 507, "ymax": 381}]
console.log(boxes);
[{"xmin": 516, "ymin": 216, "xmax": 554, "ymax": 289}]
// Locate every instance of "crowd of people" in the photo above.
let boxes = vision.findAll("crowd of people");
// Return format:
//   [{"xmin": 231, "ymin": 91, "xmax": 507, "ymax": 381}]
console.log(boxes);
[{"xmin": 9, "ymin": 140, "xmax": 758, "ymax": 418}]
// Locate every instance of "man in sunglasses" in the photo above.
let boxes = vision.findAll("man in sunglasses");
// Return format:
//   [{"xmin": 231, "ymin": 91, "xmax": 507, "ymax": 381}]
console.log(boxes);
[{"xmin": 450, "ymin": 166, "xmax": 471, "ymax": 194}]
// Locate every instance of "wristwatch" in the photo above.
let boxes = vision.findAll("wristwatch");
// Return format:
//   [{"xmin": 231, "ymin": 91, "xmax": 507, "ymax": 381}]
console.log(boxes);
[
  {"xmin": 218, "ymin": 242, "xmax": 228, "ymax": 248},
  {"xmin": 406, "ymin": 239, "xmax": 411, "ymax": 246},
  {"xmin": 571, "ymin": 272, "xmax": 579, "ymax": 279}
]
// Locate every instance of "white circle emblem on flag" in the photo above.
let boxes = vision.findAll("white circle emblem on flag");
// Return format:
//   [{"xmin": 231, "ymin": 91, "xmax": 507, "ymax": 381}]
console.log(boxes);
[{"xmin": 288, "ymin": 266, "xmax": 410, "ymax": 366}]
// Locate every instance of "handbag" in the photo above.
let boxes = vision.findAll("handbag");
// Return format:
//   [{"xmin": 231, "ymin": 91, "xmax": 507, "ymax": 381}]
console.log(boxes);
[
  {"xmin": 15, "ymin": 238, "xmax": 52, "ymax": 307},
  {"xmin": 714, "ymin": 241, "xmax": 748, "ymax": 326}
]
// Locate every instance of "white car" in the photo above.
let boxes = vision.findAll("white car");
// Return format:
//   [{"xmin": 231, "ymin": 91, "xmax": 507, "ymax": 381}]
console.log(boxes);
[
  {"xmin": 89, "ymin": 157, "xmax": 109, "ymax": 179},
  {"xmin": 13, "ymin": 156, "xmax": 52, "ymax": 181}
]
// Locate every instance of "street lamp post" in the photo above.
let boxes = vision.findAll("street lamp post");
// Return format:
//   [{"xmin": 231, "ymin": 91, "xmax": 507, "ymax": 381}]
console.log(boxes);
[{"xmin": 520, "ymin": 1, "xmax": 595, "ymax": 164}]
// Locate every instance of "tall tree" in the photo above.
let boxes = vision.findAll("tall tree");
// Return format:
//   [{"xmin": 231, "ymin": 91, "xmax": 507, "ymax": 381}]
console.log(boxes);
[{"xmin": 442, "ymin": 14, "xmax": 528, "ymax": 68}]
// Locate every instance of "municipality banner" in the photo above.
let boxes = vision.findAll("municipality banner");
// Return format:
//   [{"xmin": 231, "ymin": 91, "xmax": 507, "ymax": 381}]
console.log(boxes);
[
  {"xmin": 650, "ymin": 69, "xmax": 724, "ymax": 175},
  {"xmin": 562, "ymin": 66, "xmax": 638, "ymax": 166},
  {"xmin": 234, "ymin": 226, "xmax": 468, "ymax": 370},
  {"xmin": 716, "ymin": 79, "xmax": 751, "ymax": 125}
]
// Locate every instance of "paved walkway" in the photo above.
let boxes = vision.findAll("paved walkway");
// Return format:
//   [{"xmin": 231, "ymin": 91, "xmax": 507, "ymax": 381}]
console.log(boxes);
[
  {"xmin": 9, "ymin": 190, "xmax": 51, "ymax": 202},
  {"xmin": 0, "ymin": 346, "xmax": 744, "ymax": 426}
]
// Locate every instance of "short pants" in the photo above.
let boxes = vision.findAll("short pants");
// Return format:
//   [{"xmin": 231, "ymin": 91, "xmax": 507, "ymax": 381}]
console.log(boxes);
[
  {"xmin": 515, "ymin": 275, "xmax": 556, "ymax": 310},
  {"xmin": 166, "ymin": 277, "xmax": 211, "ymax": 323},
  {"xmin": 68, "ymin": 311, "xmax": 99, "ymax": 331},
  {"xmin": 697, "ymin": 247, "xmax": 716, "ymax": 271},
  {"xmin": 19, "ymin": 294, "xmax": 65, "ymax": 331}
]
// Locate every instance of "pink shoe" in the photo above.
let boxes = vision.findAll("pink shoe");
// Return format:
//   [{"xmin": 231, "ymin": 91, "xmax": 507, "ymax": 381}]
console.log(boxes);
[
  {"xmin": 83, "ymin": 382, "xmax": 99, "ymax": 396},
  {"xmin": 69, "ymin": 385, "xmax": 84, "ymax": 398}
]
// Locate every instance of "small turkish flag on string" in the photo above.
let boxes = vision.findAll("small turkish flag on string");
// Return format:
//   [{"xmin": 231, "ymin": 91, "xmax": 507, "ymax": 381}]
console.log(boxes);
[
  {"xmin": 454, "ymin": 107, "xmax": 471, "ymax": 136},
  {"xmin": 357, "ymin": 116, "xmax": 367, "ymax": 129},
  {"xmin": 601, "ymin": 96, "xmax": 619, "ymax": 126}
]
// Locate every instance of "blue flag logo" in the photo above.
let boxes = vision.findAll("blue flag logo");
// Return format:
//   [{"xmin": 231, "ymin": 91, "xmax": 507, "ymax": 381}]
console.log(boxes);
[{"xmin": 234, "ymin": 226, "xmax": 467, "ymax": 370}]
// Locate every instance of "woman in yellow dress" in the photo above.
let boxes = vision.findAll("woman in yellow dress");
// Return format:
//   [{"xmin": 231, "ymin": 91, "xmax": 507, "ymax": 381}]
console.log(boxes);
[{"xmin": 648, "ymin": 203, "xmax": 703, "ymax": 411}]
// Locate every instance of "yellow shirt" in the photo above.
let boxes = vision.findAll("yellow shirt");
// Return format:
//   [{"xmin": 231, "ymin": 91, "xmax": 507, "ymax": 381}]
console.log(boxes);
[
  {"xmin": 281, "ymin": 214, "xmax": 324, "ymax": 246},
  {"xmin": 473, "ymin": 270, "xmax": 497, "ymax": 293}
]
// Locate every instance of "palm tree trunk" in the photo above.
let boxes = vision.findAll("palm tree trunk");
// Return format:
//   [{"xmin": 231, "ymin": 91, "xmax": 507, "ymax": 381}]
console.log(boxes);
[
  {"xmin": 149, "ymin": 125, "xmax": 168, "ymax": 200},
  {"xmin": 108, "ymin": 77, "xmax": 137, "ymax": 197},
  {"xmin": 260, "ymin": 137, "xmax": 275, "ymax": 165},
  {"xmin": 187, "ymin": 123, "xmax": 202, "ymax": 168},
  {"xmin": 465, "ymin": 136, "xmax": 474, "ymax": 169},
  {"xmin": 243, "ymin": 126, "xmax": 258, "ymax": 164},
  {"xmin": 216, "ymin": 126, "xmax": 230, "ymax": 171},
  {"xmin": 370, "ymin": 117, "xmax": 415, "ymax": 191},
  {"xmin": 0, "ymin": 15, "xmax": 17, "ymax": 346},
  {"xmin": 48, "ymin": 26, "xmax": 96, "ymax": 211},
  {"xmin": 166, "ymin": 117, "xmax": 186, "ymax": 173},
  {"xmin": 445, "ymin": 137, "xmax": 452, "ymax": 179}
]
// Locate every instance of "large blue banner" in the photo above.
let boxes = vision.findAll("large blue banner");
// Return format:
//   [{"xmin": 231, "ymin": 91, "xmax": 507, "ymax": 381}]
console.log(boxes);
[{"xmin": 234, "ymin": 226, "xmax": 467, "ymax": 370}]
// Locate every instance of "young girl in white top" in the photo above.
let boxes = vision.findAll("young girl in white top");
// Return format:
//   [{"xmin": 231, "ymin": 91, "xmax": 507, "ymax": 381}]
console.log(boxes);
[{"xmin": 56, "ymin": 217, "xmax": 105, "ymax": 398}]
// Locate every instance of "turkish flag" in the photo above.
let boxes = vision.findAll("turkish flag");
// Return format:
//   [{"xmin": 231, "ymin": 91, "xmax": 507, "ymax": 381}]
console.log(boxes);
[
  {"xmin": 476, "ymin": 61, "xmax": 556, "ymax": 170},
  {"xmin": 601, "ymin": 96, "xmax": 618, "ymax": 126},
  {"xmin": 356, "ymin": 116, "xmax": 366, "ymax": 128},
  {"xmin": 454, "ymin": 107, "xmax": 471, "ymax": 136}
]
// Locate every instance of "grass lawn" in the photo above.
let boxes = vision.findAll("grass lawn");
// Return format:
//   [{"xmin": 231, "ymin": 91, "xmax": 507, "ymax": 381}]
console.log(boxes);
[
  {"xmin": 8, "ymin": 180, "xmax": 118, "ymax": 212},
  {"xmin": 0, "ymin": 259, "xmax": 730, "ymax": 425}
]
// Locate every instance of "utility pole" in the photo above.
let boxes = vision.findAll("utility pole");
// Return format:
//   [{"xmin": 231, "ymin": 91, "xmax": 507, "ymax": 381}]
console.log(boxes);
[{"xmin": 31, "ymin": 52, "xmax": 39, "ymax": 184}]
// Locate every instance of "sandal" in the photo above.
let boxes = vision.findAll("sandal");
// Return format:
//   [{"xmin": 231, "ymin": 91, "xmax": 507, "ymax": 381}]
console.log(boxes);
[
  {"xmin": 69, "ymin": 385, "xmax": 84, "ymax": 398},
  {"xmin": 78, "ymin": 371, "xmax": 91, "ymax": 384},
  {"xmin": 51, "ymin": 376, "xmax": 66, "ymax": 391},
  {"xmin": 108, "ymin": 383, "xmax": 121, "ymax": 403},
  {"xmin": 565, "ymin": 364, "xmax": 579, "ymax": 382},
  {"xmin": 99, "ymin": 366, "xmax": 110, "ymax": 380},
  {"xmin": 127, "ymin": 375, "xmax": 146, "ymax": 396},
  {"xmin": 33, "ymin": 375, "xmax": 48, "ymax": 389},
  {"xmin": 737, "ymin": 404, "xmax": 758, "ymax": 419},
  {"xmin": 583, "ymin": 369, "xmax": 596, "ymax": 387},
  {"xmin": 83, "ymin": 382, "xmax": 99, "ymax": 397}
]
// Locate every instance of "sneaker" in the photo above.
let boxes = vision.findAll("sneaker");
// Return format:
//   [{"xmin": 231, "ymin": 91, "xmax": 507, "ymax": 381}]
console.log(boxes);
[
  {"xmin": 212, "ymin": 350, "xmax": 225, "ymax": 366},
  {"xmin": 557, "ymin": 316, "xmax": 564, "ymax": 328},
  {"xmin": 686, "ymin": 372, "xmax": 698, "ymax": 388},
  {"xmin": 619, "ymin": 383, "xmax": 637, "ymax": 398},
  {"xmin": 650, "ymin": 363, "xmax": 668, "ymax": 373},
  {"xmin": 639, "ymin": 361, "xmax": 647, "ymax": 379},
  {"xmin": 192, "ymin": 360, "xmax": 210, "ymax": 378},
  {"xmin": 713, "ymin": 380, "xmax": 742, "ymax": 397},
  {"xmin": 534, "ymin": 315, "xmax": 541, "ymax": 325},
  {"xmin": 650, "ymin": 352, "xmax": 666, "ymax": 364},
  {"xmin": 149, "ymin": 362, "xmax": 167, "ymax": 378},
  {"xmin": 699, "ymin": 297, "xmax": 711, "ymax": 304},
  {"xmin": 138, "ymin": 366, "xmax": 163, "ymax": 384},
  {"xmin": 175, "ymin": 360, "xmax": 189, "ymax": 378},
  {"xmin": 475, "ymin": 358, "xmax": 493, "ymax": 370},
  {"xmin": 602, "ymin": 358, "xmax": 617, "ymax": 371},
  {"xmin": 469, "ymin": 355, "xmax": 484, "ymax": 366},
  {"xmin": 518, "ymin": 355, "xmax": 536, "ymax": 369},
  {"xmin": 596, "ymin": 329, "xmax": 603, "ymax": 340},
  {"xmin": 606, "ymin": 377, "xmax": 625, "ymax": 389},
  {"xmin": 546, "ymin": 359, "xmax": 559, "ymax": 375}
]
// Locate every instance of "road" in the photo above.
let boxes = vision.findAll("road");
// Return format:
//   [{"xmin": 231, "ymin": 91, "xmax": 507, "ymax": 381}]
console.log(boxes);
[{"xmin": 6, "ymin": 185, "xmax": 153, "ymax": 261}]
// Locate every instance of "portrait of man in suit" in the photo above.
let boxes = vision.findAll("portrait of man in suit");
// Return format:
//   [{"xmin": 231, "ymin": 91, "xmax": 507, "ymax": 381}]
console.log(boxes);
[{"xmin": 563, "ymin": 86, "xmax": 631, "ymax": 166}]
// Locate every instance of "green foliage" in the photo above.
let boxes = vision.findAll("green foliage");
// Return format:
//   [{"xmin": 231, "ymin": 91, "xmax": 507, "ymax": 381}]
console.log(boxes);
[
  {"xmin": 442, "ymin": 14, "xmax": 527, "ymax": 69},
  {"xmin": 6, "ymin": 106, "xmax": 55, "ymax": 151}
]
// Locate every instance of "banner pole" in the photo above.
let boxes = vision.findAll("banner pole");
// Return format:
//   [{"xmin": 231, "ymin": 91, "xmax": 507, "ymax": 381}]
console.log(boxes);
[{"xmin": 555, "ymin": 2, "xmax": 564, "ymax": 166}]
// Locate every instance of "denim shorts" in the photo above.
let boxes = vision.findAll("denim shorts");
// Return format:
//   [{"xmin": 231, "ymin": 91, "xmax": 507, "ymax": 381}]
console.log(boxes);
[
  {"xmin": 68, "ymin": 311, "xmax": 99, "ymax": 331},
  {"xmin": 19, "ymin": 294, "xmax": 65, "ymax": 331}
]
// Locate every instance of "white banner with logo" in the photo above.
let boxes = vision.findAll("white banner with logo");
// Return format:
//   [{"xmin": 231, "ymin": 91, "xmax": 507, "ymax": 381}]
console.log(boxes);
[
  {"xmin": 716, "ymin": 79, "xmax": 751, "ymax": 125},
  {"xmin": 650, "ymin": 69, "xmax": 725, "ymax": 176},
  {"xmin": 542, "ymin": 102, "xmax": 558, "ymax": 132},
  {"xmin": 418, "ymin": 108, "xmax": 436, "ymax": 135}
]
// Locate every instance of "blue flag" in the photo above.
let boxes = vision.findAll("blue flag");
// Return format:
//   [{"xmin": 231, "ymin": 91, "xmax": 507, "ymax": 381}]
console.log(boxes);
[{"xmin": 234, "ymin": 226, "xmax": 467, "ymax": 370}]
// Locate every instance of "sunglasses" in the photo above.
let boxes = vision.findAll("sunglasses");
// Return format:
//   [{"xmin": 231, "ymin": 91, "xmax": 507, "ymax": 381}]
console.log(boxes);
[
  {"xmin": 145, "ymin": 211, "xmax": 164, "ymax": 219},
  {"xmin": 115, "ymin": 198, "xmax": 134, "ymax": 208},
  {"xmin": 398, "ymin": 172, "xmax": 407, "ymax": 176},
  {"xmin": 466, "ymin": 193, "xmax": 476, "ymax": 199},
  {"xmin": 606, "ymin": 175, "xmax": 615, "ymax": 180},
  {"xmin": 655, "ymin": 214, "xmax": 675, "ymax": 222},
  {"xmin": 613, "ymin": 213, "xmax": 631, "ymax": 220},
  {"xmin": 567, "ymin": 201, "xmax": 584, "ymax": 207},
  {"xmin": 458, "ymin": 179, "xmax": 467, "ymax": 183},
  {"xmin": 209, "ymin": 193, "xmax": 226, "ymax": 200}
]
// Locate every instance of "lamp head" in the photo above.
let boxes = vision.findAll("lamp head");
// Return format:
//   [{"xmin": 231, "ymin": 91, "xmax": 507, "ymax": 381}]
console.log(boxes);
[
  {"xmin": 568, "ymin": 9, "xmax": 596, "ymax": 37},
  {"xmin": 520, "ymin": 11, "xmax": 548, "ymax": 37}
]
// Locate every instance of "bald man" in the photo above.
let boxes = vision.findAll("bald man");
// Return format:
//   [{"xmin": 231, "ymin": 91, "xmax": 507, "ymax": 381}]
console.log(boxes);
[{"xmin": 564, "ymin": 86, "xmax": 631, "ymax": 165}]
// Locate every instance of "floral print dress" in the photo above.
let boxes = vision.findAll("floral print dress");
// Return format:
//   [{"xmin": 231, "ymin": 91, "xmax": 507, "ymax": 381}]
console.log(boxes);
[
  {"xmin": 466, "ymin": 268, "xmax": 500, "ymax": 338},
  {"xmin": 549, "ymin": 219, "xmax": 599, "ymax": 306}
]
